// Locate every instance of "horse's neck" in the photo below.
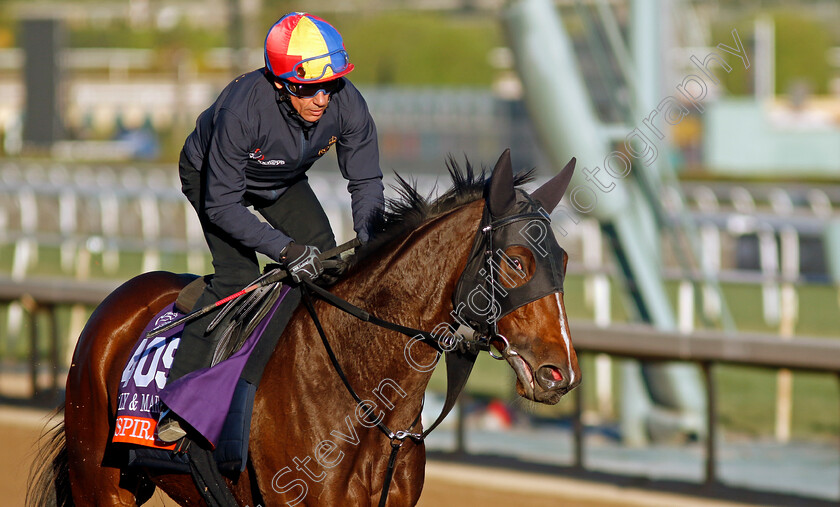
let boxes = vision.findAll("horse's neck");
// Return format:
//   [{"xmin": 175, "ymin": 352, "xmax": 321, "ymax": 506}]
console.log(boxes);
[
  {"xmin": 351, "ymin": 202, "xmax": 483, "ymax": 328},
  {"xmin": 305, "ymin": 202, "xmax": 483, "ymax": 427}
]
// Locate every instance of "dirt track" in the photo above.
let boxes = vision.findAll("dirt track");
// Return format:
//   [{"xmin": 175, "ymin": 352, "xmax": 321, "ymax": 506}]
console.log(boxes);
[{"xmin": 3, "ymin": 406, "xmax": 751, "ymax": 507}]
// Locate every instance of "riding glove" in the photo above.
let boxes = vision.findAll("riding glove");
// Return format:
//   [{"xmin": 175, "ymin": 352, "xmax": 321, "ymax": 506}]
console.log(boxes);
[{"xmin": 280, "ymin": 243, "xmax": 324, "ymax": 283}]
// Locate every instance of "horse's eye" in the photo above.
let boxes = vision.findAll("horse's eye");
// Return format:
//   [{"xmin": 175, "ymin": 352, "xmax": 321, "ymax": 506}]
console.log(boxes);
[{"xmin": 499, "ymin": 246, "xmax": 536, "ymax": 288}]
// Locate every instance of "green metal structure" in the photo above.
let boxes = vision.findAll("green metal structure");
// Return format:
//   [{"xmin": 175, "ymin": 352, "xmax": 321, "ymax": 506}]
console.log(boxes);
[{"xmin": 504, "ymin": 0, "xmax": 711, "ymax": 444}]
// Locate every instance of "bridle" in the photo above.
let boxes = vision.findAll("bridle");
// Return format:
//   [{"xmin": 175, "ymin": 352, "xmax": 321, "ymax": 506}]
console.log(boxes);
[{"xmin": 300, "ymin": 190, "xmax": 567, "ymax": 506}]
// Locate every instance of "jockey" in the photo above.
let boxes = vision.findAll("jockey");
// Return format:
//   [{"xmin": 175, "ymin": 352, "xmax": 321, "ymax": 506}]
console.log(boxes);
[{"xmin": 157, "ymin": 12, "xmax": 384, "ymax": 442}]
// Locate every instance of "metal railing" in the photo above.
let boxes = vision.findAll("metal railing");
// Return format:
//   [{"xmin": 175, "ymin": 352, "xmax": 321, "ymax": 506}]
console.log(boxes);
[
  {"xmin": 0, "ymin": 276, "xmax": 120, "ymax": 399},
  {"xmin": 3, "ymin": 162, "xmax": 840, "ymax": 452},
  {"xmin": 3, "ymin": 164, "xmax": 839, "ymax": 361},
  {"xmin": 566, "ymin": 320, "xmax": 840, "ymax": 489}
]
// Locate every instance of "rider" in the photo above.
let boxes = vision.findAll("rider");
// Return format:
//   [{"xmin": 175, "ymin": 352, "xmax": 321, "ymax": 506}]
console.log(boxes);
[{"xmin": 157, "ymin": 12, "xmax": 385, "ymax": 442}]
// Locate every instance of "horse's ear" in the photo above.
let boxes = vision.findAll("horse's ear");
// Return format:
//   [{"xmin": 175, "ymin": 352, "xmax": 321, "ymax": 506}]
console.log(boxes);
[
  {"xmin": 531, "ymin": 157, "xmax": 576, "ymax": 214},
  {"xmin": 487, "ymin": 148, "xmax": 516, "ymax": 216}
]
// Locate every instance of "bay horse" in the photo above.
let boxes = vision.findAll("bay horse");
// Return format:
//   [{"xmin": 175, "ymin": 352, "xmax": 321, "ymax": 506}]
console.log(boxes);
[{"xmin": 28, "ymin": 149, "xmax": 581, "ymax": 506}]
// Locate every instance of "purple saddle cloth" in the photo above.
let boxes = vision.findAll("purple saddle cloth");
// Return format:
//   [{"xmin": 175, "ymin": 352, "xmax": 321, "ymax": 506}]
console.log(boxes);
[{"xmin": 113, "ymin": 284, "xmax": 290, "ymax": 448}]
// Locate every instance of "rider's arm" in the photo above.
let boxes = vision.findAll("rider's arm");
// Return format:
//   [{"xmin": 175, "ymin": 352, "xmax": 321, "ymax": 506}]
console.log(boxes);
[
  {"xmin": 202, "ymin": 107, "xmax": 292, "ymax": 261},
  {"xmin": 335, "ymin": 82, "xmax": 385, "ymax": 244}
]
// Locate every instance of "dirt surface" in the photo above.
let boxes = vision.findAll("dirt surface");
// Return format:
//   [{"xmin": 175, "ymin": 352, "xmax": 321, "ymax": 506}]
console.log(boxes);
[{"xmin": 2, "ymin": 406, "xmax": 751, "ymax": 507}]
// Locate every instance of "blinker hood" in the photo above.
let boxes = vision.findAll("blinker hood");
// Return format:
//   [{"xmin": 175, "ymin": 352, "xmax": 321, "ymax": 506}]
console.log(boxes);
[{"xmin": 452, "ymin": 189, "xmax": 566, "ymax": 334}]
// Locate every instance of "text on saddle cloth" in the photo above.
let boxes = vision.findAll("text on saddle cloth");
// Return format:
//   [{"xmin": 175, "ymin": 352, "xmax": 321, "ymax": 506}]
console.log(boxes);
[{"xmin": 113, "ymin": 304, "xmax": 183, "ymax": 450}]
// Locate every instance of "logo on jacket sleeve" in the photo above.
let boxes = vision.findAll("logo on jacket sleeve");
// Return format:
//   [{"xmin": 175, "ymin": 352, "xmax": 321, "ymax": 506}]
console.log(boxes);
[
  {"xmin": 249, "ymin": 148, "xmax": 285, "ymax": 166},
  {"xmin": 318, "ymin": 136, "xmax": 338, "ymax": 156}
]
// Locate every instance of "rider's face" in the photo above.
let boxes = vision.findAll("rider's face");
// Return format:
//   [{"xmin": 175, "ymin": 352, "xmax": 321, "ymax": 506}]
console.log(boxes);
[
  {"xmin": 288, "ymin": 92, "xmax": 330, "ymax": 122},
  {"xmin": 275, "ymin": 80, "xmax": 331, "ymax": 123}
]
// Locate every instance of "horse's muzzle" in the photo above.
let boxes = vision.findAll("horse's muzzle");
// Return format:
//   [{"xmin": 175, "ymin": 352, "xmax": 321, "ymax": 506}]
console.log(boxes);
[{"xmin": 506, "ymin": 350, "xmax": 580, "ymax": 405}]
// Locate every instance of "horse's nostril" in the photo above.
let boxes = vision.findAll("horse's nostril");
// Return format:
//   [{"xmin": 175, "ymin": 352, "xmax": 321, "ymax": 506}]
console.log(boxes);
[{"xmin": 537, "ymin": 365, "xmax": 565, "ymax": 389}]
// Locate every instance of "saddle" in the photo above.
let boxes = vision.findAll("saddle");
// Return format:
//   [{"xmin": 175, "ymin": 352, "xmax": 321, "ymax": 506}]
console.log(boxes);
[
  {"xmin": 175, "ymin": 274, "xmax": 209, "ymax": 313},
  {"xmin": 113, "ymin": 274, "xmax": 291, "ymax": 474}
]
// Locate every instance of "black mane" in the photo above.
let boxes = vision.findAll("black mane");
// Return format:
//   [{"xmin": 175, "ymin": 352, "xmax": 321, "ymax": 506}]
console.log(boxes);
[{"xmin": 348, "ymin": 156, "xmax": 535, "ymax": 265}]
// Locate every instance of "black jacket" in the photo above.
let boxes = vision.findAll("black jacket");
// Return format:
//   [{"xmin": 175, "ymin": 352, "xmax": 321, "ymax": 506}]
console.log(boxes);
[{"xmin": 182, "ymin": 69, "xmax": 384, "ymax": 261}]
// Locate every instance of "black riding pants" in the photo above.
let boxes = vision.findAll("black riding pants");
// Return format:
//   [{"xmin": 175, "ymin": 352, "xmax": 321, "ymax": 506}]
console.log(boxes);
[{"xmin": 169, "ymin": 152, "xmax": 337, "ymax": 385}]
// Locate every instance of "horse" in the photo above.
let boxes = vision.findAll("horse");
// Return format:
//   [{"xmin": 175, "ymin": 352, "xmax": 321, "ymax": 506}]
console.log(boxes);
[{"xmin": 28, "ymin": 149, "xmax": 581, "ymax": 506}]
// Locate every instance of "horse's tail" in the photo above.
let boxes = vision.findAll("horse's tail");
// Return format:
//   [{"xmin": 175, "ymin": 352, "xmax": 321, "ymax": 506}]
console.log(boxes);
[{"xmin": 26, "ymin": 405, "xmax": 73, "ymax": 507}]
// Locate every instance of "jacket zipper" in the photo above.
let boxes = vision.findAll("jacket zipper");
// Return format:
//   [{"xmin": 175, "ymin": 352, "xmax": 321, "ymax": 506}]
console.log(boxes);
[{"xmin": 298, "ymin": 127, "xmax": 310, "ymax": 167}]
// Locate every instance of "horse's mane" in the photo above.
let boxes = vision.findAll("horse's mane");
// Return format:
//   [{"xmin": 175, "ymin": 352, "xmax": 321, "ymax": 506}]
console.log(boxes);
[{"xmin": 348, "ymin": 156, "xmax": 535, "ymax": 266}]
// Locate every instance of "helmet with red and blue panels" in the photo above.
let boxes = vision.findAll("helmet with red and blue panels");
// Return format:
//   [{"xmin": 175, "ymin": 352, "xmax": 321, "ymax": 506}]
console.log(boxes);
[{"xmin": 264, "ymin": 12, "xmax": 354, "ymax": 84}]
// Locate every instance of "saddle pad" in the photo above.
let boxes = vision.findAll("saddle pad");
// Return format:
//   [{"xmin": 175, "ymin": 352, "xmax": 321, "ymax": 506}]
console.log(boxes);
[
  {"xmin": 113, "ymin": 303, "xmax": 185, "ymax": 450},
  {"xmin": 113, "ymin": 284, "xmax": 291, "ymax": 448},
  {"xmin": 127, "ymin": 377, "xmax": 256, "ymax": 474}
]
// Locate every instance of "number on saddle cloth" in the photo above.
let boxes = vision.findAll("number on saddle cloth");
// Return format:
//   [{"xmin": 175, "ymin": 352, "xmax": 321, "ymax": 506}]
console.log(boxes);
[{"xmin": 113, "ymin": 305, "xmax": 187, "ymax": 451}]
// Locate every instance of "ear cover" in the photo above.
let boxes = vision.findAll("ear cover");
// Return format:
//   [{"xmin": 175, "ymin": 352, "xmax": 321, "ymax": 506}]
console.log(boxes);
[
  {"xmin": 530, "ymin": 157, "xmax": 576, "ymax": 214},
  {"xmin": 486, "ymin": 149, "xmax": 516, "ymax": 217}
]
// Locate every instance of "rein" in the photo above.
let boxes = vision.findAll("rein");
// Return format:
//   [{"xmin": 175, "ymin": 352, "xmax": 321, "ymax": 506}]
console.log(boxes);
[
  {"xmin": 301, "ymin": 280, "xmax": 494, "ymax": 355},
  {"xmin": 145, "ymin": 239, "xmax": 362, "ymax": 339}
]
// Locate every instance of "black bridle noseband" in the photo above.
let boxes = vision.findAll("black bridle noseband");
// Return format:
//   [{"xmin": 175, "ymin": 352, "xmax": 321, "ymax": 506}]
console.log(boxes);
[{"xmin": 300, "ymin": 191, "xmax": 567, "ymax": 506}]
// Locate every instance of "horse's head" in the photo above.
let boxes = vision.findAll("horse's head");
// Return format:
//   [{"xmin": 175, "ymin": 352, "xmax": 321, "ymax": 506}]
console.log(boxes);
[{"xmin": 452, "ymin": 149, "xmax": 580, "ymax": 404}]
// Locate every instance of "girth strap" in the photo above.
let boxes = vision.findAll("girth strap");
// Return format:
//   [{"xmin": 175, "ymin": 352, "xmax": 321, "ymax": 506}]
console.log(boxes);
[
  {"xmin": 378, "ymin": 443, "xmax": 401, "ymax": 507},
  {"xmin": 375, "ymin": 350, "xmax": 476, "ymax": 506},
  {"xmin": 188, "ymin": 445, "xmax": 239, "ymax": 507}
]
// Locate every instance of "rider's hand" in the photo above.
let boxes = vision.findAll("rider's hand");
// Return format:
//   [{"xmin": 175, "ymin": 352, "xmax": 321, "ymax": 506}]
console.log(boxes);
[
  {"xmin": 280, "ymin": 243, "xmax": 323, "ymax": 284},
  {"xmin": 357, "ymin": 231, "xmax": 370, "ymax": 246}
]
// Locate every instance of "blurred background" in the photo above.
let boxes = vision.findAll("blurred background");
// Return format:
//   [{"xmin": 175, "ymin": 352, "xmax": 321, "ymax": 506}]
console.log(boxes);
[{"xmin": 1, "ymin": 0, "xmax": 840, "ymax": 505}]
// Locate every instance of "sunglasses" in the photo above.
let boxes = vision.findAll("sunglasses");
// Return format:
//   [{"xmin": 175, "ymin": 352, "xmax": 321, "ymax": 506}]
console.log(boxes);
[{"xmin": 282, "ymin": 79, "xmax": 342, "ymax": 98}]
